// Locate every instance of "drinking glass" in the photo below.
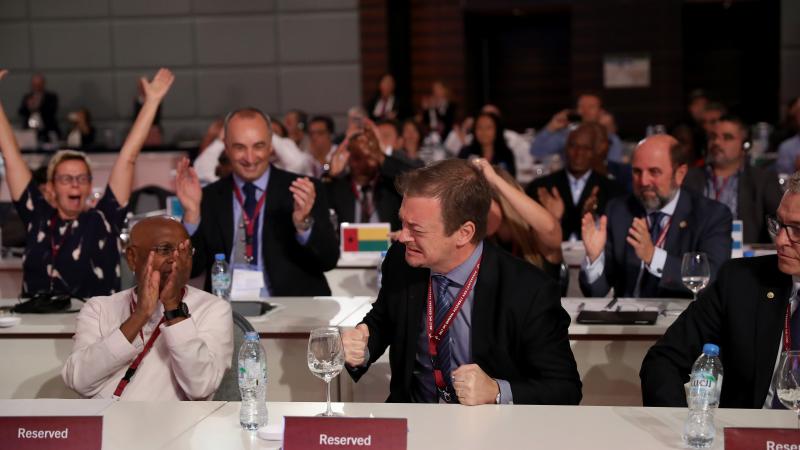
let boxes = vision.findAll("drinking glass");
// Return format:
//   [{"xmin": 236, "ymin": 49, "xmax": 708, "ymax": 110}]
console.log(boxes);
[
  {"xmin": 773, "ymin": 350, "xmax": 800, "ymax": 428},
  {"xmin": 681, "ymin": 252, "xmax": 710, "ymax": 301},
  {"xmin": 307, "ymin": 327, "xmax": 345, "ymax": 417}
]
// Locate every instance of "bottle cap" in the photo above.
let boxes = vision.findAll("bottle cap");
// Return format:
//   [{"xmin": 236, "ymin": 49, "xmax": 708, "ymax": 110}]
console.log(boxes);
[
  {"xmin": 244, "ymin": 331, "xmax": 259, "ymax": 341},
  {"xmin": 702, "ymin": 343, "xmax": 719, "ymax": 356},
  {"xmin": 215, "ymin": 253, "xmax": 226, "ymax": 261}
]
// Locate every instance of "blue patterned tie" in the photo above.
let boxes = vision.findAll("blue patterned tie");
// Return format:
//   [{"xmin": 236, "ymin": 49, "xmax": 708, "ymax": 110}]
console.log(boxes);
[
  {"xmin": 432, "ymin": 274, "xmax": 455, "ymax": 401},
  {"xmin": 649, "ymin": 212, "xmax": 665, "ymax": 243},
  {"xmin": 242, "ymin": 182, "xmax": 259, "ymax": 264}
]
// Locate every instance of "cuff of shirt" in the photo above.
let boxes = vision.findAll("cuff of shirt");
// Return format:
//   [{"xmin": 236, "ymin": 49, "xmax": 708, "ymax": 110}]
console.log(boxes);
[
  {"xmin": 183, "ymin": 221, "xmax": 199, "ymax": 237},
  {"xmin": 160, "ymin": 317, "xmax": 198, "ymax": 348},
  {"xmin": 645, "ymin": 247, "xmax": 667, "ymax": 277},
  {"xmin": 581, "ymin": 252, "xmax": 605, "ymax": 285},
  {"xmin": 107, "ymin": 328, "xmax": 142, "ymax": 361},
  {"xmin": 296, "ymin": 227, "xmax": 312, "ymax": 245},
  {"xmin": 495, "ymin": 379, "xmax": 514, "ymax": 405}
]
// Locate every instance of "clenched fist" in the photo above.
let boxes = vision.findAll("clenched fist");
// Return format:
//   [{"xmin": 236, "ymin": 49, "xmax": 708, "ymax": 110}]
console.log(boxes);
[{"xmin": 342, "ymin": 323, "xmax": 370, "ymax": 367}]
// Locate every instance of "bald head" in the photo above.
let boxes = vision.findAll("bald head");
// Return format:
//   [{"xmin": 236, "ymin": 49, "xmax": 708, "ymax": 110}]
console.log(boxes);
[
  {"xmin": 130, "ymin": 216, "xmax": 188, "ymax": 246},
  {"xmin": 634, "ymin": 134, "xmax": 682, "ymax": 169},
  {"xmin": 632, "ymin": 135, "xmax": 687, "ymax": 211},
  {"xmin": 126, "ymin": 216, "xmax": 192, "ymax": 290}
]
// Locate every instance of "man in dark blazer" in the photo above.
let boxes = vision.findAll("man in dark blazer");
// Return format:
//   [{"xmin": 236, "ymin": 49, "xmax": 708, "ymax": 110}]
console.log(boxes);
[
  {"xmin": 18, "ymin": 73, "xmax": 60, "ymax": 141},
  {"xmin": 580, "ymin": 135, "xmax": 732, "ymax": 298},
  {"xmin": 526, "ymin": 123, "xmax": 625, "ymax": 241},
  {"xmin": 176, "ymin": 107, "xmax": 339, "ymax": 296},
  {"xmin": 641, "ymin": 178, "xmax": 800, "ymax": 408},
  {"xmin": 683, "ymin": 115, "xmax": 782, "ymax": 244},
  {"xmin": 323, "ymin": 129, "xmax": 419, "ymax": 231},
  {"xmin": 342, "ymin": 159, "xmax": 581, "ymax": 405}
]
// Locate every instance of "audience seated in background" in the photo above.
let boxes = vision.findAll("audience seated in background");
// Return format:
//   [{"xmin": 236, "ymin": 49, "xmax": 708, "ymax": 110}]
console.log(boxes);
[
  {"xmin": 530, "ymin": 93, "xmax": 625, "ymax": 164},
  {"xmin": 771, "ymin": 96, "xmax": 800, "ymax": 153},
  {"xmin": 585, "ymin": 121, "xmax": 633, "ymax": 192},
  {"xmin": 342, "ymin": 159, "xmax": 581, "ymax": 405},
  {"xmin": 61, "ymin": 216, "xmax": 233, "ymax": 400},
  {"xmin": 367, "ymin": 74, "xmax": 406, "ymax": 121},
  {"xmin": 684, "ymin": 115, "xmax": 781, "ymax": 243},
  {"xmin": 176, "ymin": 107, "xmax": 339, "ymax": 296},
  {"xmin": 776, "ymin": 100, "xmax": 800, "ymax": 174},
  {"xmin": 526, "ymin": 123, "xmax": 625, "ymax": 241},
  {"xmin": 640, "ymin": 174, "xmax": 800, "ymax": 408},
  {"xmin": 580, "ymin": 134, "xmax": 732, "ymax": 298},
  {"xmin": 458, "ymin": 112, "xmax": 517, "ymax": 178},
  {"xmin": 18, "ymin": 73, "xmax": 60, "ymax": 142},
  {"xmin": 0, "ymin": 68, "xmax": 173, "ymax": 298},
  {"xmin": 474, "ymin": 159, "xmax": 563, "ymax": 281},
  {"xmin": 307, "ymin": 115, "xmax": 338, "ymax": 178},
  {"xmin": 420, "ymin": 80, "xmax": 456, "ymax": 139},
  {"xmin": 198, "ymin": 119, "xmax": 224, "ymax": 154},
  {"xmin": 283, "ymin": 109, "xmax": 309, "ymax": 152},
  {"xmin": 323, "ymin": 128, "xmax": 417, "ymax": 231},
  {"xmin": 375, "ymin": 119, "xmax": 402, "ymax": 155},
  {"xmin": 397, "ymin": 118, "xmax": 423, "ymax": 162},
  {"xmin": 65, "ymin": 107, "xmax": 95, "ymax": 149},
  {"xmin": 670, "ymin": 89, "xmax": 710, "ymax": 165}
]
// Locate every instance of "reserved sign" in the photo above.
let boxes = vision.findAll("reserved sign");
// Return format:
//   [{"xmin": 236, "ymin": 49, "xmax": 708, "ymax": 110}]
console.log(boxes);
[
  {"xmin": 284, "ymin": 416, "xmax": 407, "ymax": 450},
  {"xmin": 0, "ymin": 416, "xmax": 102, "ymax": 450},
  {"xmin": 725, "ymin": 427, "xmax": 800, "ymax": 450}
]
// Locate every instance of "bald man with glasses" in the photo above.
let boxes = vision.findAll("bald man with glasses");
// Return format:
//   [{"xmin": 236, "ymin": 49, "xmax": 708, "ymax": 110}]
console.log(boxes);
[{"xmin": 641, "ymin": 171, "xmax": 800, "ymax": 408}]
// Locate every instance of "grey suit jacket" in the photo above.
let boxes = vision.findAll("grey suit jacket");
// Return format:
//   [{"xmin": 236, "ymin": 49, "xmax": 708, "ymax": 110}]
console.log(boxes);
[{"xmin": 683, "ymin": 165, "xmax": 781, "ymax": 244}]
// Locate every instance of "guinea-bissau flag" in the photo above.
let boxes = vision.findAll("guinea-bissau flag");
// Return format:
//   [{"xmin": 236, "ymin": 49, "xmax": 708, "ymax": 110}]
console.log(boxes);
[{"xmin": 341, "ymin": 223, "xmax": 390, "ymax": 252}]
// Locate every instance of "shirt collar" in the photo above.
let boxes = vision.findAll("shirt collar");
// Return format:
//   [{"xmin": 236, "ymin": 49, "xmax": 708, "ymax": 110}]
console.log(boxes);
[
  {"xmin": 433, "ymin": 241, "xmax": 484, "ymax": 287},
  {"xmin": 567, "ymin": 170, "xmax": 592, "ymax": 185},
  {"xmin": 233, "ymin": 166, "xmax": 271, "ymax": 192},
  {"xmin": 792, "ymin": 276, "xmax": 800, "ymax": 300}
]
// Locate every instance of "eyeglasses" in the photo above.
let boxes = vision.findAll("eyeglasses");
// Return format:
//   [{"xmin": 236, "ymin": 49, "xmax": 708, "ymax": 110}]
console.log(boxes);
[
  {"xmin": 53, "ymin": 174, "xmax": 92, "ymax": 186},
  {"xmin": 151, "ymin": 243, "xmax": 195, "ymax": 257},
  {"xmin": 767, "ymin": 215, "xmax": 800, "ymax": 244}
]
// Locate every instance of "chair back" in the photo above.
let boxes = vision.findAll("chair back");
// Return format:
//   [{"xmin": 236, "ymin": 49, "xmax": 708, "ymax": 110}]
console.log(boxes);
[{"xmin": 212, "ymin": 310, "xmax": 256, "ymax": 401}]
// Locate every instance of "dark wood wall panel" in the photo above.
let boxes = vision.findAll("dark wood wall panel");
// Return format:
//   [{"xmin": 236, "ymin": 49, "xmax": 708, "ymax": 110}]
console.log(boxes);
[{"xmin": 360, "ymin": 0, "xmax": 390, "ymax": 105}]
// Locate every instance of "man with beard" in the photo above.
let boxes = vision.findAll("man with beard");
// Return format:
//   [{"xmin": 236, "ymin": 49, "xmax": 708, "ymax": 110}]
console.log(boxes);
[
  {"xmin": 62, "ymin": 216, "xmax": 233, "ymax": 400},
  {"xmin": 579, "ymin": 135, "xmax": 733, "ymax": 298},
  {"xmin": 683, "ymin": 115, "xmax": 781, "ymax": 243}
]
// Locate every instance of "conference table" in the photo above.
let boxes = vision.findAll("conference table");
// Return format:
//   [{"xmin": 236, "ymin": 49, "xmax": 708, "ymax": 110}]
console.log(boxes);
[{"xmin": 0, "ymin": 399, "xmax": 795, "ymax": 449}]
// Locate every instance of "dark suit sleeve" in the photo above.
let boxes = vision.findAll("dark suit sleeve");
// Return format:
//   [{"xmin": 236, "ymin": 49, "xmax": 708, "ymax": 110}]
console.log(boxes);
[
  {"xmin": 511, "ymin": 278, "xmax": 582, "ymax": 404},
  {"xmin": 189, "ymin": 187, "xmax": 215, "ymax": 279},
  {"xmin": 299, "ymin": 178, "xmax": 340, "ymax": 272},
  {"xmin": 640, "ymin": 262, "xmax": 727, "ymax": 406},
  {"xmin": 659, "ymin": 202, "xmax": 732, "ymax": 290}
]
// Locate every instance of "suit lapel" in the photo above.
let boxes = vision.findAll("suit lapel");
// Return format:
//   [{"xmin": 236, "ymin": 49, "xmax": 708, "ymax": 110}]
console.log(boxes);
[
  {"xmin": 404, "ymin": 267, "xmax": 427, "ymax": 390},
  {"xmin": 554, "ymin": 171, "xmax": 575, "ymax": 208},
  {"xmin": 753, "ymin": 269, "xmax": 792, "ymax": 407},
  {"xmin": 341, "ymin": 177, "xmax": 357, "ymax": 223},
  {"xmin": 471, "ymin": 243, "xmax": 498, "ymax": 365},
  {"xmin": 663, "ymin": 189, "xmax": 692, "ymax": 258},
  {"xmin": 217, "ymin": 177, "xmax": 235, "ymax": 256},
  {"xmin": 576, "ymin": 172, "xmax": 600, "ymax": 210}
]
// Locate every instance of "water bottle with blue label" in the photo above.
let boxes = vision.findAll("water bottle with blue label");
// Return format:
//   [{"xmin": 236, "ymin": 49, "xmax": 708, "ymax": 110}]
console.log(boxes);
[{"xmin": 683, "ymin": 343, "xmax": 724, "ymax": 448}]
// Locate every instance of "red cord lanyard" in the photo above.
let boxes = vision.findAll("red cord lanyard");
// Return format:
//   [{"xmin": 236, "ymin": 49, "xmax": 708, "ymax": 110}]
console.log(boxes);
[
  {"xmin": 711, "ymin": 175, "xmax": 732, "ymax": 201},
  {"xmin": 426, "ymin": 256, "xmax": 482, "ymax": 395},
  {"xmin": 112, "ymin": 288, "xmax": 186, "ymax": 398},
  {"xmin": 232, "ymin": 183, "xmax": 267, "ymax": 262},
  {"xmin": 647, "ymin": 214, "xmax": 673, "ymax": 248},
  {"xmin": 49, "ymin": 214, "xmax": 73, "ymax": 262},
  {"xmin": 784, "ymin": 301, "xmax": 794, "ymax": 352}
]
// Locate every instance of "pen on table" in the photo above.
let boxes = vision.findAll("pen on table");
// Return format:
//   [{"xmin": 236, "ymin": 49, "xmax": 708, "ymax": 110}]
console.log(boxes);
[
  {"xmin": 604, "ymin": 297, "xmax": 618, "ymax": 310},
  {"xmin": 577, "ymin": 302, "xmax": 585, "ymax": 313}
]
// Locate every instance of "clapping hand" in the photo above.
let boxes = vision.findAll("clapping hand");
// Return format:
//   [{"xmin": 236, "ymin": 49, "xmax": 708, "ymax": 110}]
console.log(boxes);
[
  {"xmin": 581, "ymin": 186, "xmax": 600, "ymax": 217},
  {"xmin": 175, "ymin": 157, "xmax": 202, "ymax": 224},
  {"xmin": 134, "ymin": 251, "xmax": 160, "ymax": 320},
  {"xmin": 290, "ymin": 178, "xmax": 316, "ymax": 231},
  {"xmin": 537, "ymin": 186, "xmax": 565, "ymax": 220},
  {"xmin": 581, "ymin": 212, "xmax": 607, "ymax": 263},
  {"xmin": 627, "ymin": 217, "xmax": 656, "ymax": 265},
  {"xmin": 160, "ymin": 239, "xmax": 192, "ymax": 312}
]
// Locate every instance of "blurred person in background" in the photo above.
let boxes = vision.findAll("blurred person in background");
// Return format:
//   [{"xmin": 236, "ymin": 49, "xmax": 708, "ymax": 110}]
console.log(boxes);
[
  {"xmin": 65, "ymin": 107, "xmax": 95, "ymax": 149},
  {"xmin": 458, "ymin": 112, "xmax": 516, "ymax": 178},
  {"xmin": 420, "ymin": 80, "xmax": 456, "ymax": 139},
  {"xmin": 367, "ymin": 74, "xmax": 406, "ymax": 121},
  {"xmin": 18, "ymin": 73, "xmax": 60, "ymax": 142},
  {"xmin": 397, "ymin": 119, "xmax": 424, "ymax": 162},
  {"xmin": 283, "ymin": 109, "xmax": 309, "ymax": 152}
]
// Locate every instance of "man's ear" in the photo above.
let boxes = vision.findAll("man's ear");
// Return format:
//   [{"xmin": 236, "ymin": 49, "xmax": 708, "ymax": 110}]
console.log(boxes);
[
  {"xmin": 124, "ymin": 246, "xmax": 137, "ymax": 274},
  {"xmin": 456, "ymin": 221, "xmax": 477, "ymax": 247},
  {"xmin": 674, "ymin": 163, "xmax": 689, "ymax": 186}
]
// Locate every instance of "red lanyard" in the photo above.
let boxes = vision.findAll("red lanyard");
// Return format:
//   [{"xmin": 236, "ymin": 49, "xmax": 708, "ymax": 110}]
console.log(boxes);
[
  {"xmin": 711, "ymin": 175, "xmax": 732, "ymax": 201},
  {"xmin": 426, "ymin": 256, "xmax": 482, "ymax": 393},
  {"xmin": 784, "ymin": 301, "xmax": 794, "ymax": 352},
  {"xmin": 112, "ymin": 288, "xmax": 185, "ymax": 398},
  {"xmin": 49, "ymin": 214, "xmax": 73, "ymax": 262},
  {"xmin": 232, "ymin": 183, "xmax": 267, "ymax": 261},
  {"xmin": 647, "ymin": 214, "xmax": 672, "ymax": 248}
]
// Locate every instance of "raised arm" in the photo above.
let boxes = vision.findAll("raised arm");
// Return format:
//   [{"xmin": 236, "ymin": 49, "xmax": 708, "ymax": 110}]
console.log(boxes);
[
  {"xmin": 108, "ymin": 68, "xmax": 174, "ymax": 206},
  {"xmin": 473, "ymin": 158, "xmax": 563, "ymax": 261},
  {"xmin": 0, "ymin": 70, "xmax": 32, "ymax": 200}
]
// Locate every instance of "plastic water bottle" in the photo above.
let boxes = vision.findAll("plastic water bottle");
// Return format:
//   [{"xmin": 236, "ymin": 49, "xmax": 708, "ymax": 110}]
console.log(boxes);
[
  {"xmin": 211, "ymin": 253, "xmax": 231, "ymax": 300},
  {"xmin": 238, "ymin": 331, "xmax": 267, "ymax": 430},
  {"xmin": 683, "ymin": 343, "xmax": 724, "ymax": 448},
  {"xmin": 376, "ymin": 251, "xmax": 387, "ymax": 290}
]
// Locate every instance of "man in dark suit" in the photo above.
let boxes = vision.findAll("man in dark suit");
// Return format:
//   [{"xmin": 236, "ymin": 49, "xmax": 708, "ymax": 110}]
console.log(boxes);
[
  {"xmin": 526, "ymin": 123, "xmax": 625, "ymax": 241},
  {"xmin": 640, "ymin": 177, "xmax": 800, "ymax": 408},
  {"xmin": 683, "ymin": 115, "xmax": 782, "ymax": 244},
  {"xmin": 342, "ymin": 159, "xmax": 581, "ymax": 405},
  {"xmin": 176, "ymin": 107, "xmax": 339, "ymax": 296},
  {"xmin": 580, "ymin": 135, "xmax": 732, "ymax": 298},
  {"xmin": 18, "ymin": 73, "xmax": 60, "ymax": 141},
  {"xmin": 323, "ymin": 128, "xmax": 418, "ymax": 231}
]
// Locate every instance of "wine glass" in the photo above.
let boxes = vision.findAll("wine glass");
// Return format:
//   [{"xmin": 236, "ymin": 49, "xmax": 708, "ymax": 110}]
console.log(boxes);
[
  {"xmin": 773, "ymin": 350, "xmax": 800, "ymax": 428},
  {"xmin": 307, "ymin": 327, "xmax": 345, "ymax": 417},
  {"xmin": 681, "ymin": 252, "xmax": 710, "ymax": 301}
]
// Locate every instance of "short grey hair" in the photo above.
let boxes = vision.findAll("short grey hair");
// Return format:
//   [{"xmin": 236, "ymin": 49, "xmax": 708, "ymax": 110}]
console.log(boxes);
[{"xmin": 786, "ymin": 172, "xmax": 800, "ymax": 194}]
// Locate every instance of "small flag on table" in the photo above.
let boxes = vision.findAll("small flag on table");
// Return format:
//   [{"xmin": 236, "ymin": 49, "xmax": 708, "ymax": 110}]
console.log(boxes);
[{"xmin": 341, "ymin": 223, "xmax": 390, "ymax": 252}]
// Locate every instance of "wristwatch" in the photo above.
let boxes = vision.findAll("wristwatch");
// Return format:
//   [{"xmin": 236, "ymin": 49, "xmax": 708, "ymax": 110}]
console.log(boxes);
[
  {"xmin": 297, "ymin": 216, "xmax": 314, "ymax": 231},
  {"xmin": 164, "ymin": 302, "xmax": 190, "ymax": 321}
]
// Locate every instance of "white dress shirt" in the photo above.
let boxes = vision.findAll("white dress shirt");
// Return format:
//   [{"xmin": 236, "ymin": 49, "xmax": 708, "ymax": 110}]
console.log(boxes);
[
  {"xmin": 62, "ymin": 286, "xmax": 233, "ymax": 400},
  {"xmin": 567, "ymin": 170, "xmax": 592, "ymax": 206}
]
